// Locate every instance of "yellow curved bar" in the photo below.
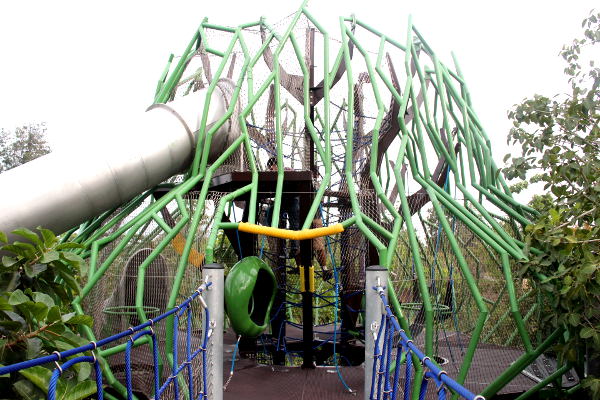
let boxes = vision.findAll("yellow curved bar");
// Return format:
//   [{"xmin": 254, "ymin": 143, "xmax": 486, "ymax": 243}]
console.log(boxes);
[
  {"xmin": 237, "ymin": 222, "xmax": 344, "ymax": 240},
  {"xmin": 172, "ymin": 233, "xmax": 205, "ymax": 267}
]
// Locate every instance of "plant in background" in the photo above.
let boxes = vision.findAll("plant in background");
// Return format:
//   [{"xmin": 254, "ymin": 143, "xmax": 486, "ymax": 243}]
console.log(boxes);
[
  {"xmin": 0, "ymin": 228, "xmax": 97, "ymax": 400},
  {"xmin": 504, "ymin": 10, "xmax": 600, "ymax": 399},
  {"xmin": 0, "ymin": 122, "xmax": 51, "ymax": 173}
]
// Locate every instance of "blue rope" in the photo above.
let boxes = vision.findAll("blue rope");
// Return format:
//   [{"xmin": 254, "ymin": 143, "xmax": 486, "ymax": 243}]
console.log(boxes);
[
  {"xmin": 403, "ymin": 350, "xmax": 412, "ymax": 400},
  {"xmin": 125, "ymin": 330, "xmax": 159, "ymax": 400},
  {"xmin": 230, "ymin": 336, "xmax": 241, "ymax": 375},
  {"xmin": 379, "ymin": 314, "xmax": 391, "ymax": 400},
  {"xmin": 5, "ymin": 283, "xmax": 212, "ymax": 400},
  {"xmin": 0, "ymin": 283, "xmax": 212, "ymax": 376},
  {"xmin": 201, "ymin": 303, "xmax": 211, "ymax": 400},
  {"xmin": 383, "ymin": 319, "xmax": 394, "ymax": 400},
  {"xmin": 186, "ymin": 307, "xmax": 194, "ymax": 398},
  {"xmin": 224, "ymin": 334, "xmax": 241, "ymax": 391},
  {"xmin": 172, "ymin": 309, "xmax": 181, "ymax": 400},
  {"xmin": 320, "ymin": 205, "xmax": 353, "ymax": 393},
  {"xmin": 390, "ymin": 343, "xmax": 402, "ymax": 400},
  {"xmin": 418, "ymin": 375, "xmax": 429, "ymax": 400},
  {"xmin": 370, "ymin": 314, "xmax": 385, "ymax": 400},
  {"xmin": 48, "ymin": 356, "xmax": 104, "ymax": 400},
  {"xmin": 370, "ymin": 286, "xmax": 481, "ymax": 400}
]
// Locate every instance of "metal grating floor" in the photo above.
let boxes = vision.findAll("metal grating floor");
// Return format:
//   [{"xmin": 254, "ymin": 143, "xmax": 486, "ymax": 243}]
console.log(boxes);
[
  {"xmin": 223, "ymin": 359, "xmax": 364, "ymax": 400},
  {"xmin": 220, "ymin": 329, "xmax": 564, "ymax": 399}
]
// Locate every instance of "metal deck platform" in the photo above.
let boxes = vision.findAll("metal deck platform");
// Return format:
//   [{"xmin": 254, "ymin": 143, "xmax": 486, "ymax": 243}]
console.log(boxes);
[{"xmin": 220, "ymin": 328, "xmax": 560, "ymax": 400}]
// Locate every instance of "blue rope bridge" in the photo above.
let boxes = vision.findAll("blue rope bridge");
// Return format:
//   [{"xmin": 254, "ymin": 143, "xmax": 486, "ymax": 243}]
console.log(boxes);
[
  {"xmin": 370, "ymin": 285, "xmax": 484, "ymax": 400},
  {"xmin": 0, "ymin": 282, "xmax": 213, "ymax": 400}
]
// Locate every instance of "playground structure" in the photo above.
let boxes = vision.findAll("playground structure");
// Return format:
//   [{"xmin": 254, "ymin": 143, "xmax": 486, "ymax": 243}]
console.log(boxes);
[{"xmin": 0, "ymin": 3, "xmax": 581, "ymax": 399}]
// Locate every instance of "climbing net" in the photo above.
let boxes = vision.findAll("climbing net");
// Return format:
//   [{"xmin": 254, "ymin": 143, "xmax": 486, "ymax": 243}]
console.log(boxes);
[
  {"xmin": 370, "ymin": 285, "xmax": 483, "ymax": 400},
  {"xmin": 37, "ymin": 1, "xmax": 558, "ymax": 398},
  {"xmin": 0, "ymin": 283, "xmax": 214, "ymax": 400}
]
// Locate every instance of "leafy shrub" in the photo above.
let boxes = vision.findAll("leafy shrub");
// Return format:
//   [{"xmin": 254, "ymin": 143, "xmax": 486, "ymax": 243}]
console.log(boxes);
[{"xmin": 0, "ymin": 228, "xmax": 97, "ymax": 400}]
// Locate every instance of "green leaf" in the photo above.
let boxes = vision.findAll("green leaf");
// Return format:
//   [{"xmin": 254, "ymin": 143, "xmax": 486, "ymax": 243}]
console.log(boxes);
[
  {"xmin": 65, "ymin": 314, "xmax": 93, "ymax": 328},
  {"xmin": 60, "ymin": 312, "xmax": 75, "ymax": 322},
  {"xmin": 1, "ymin": 244, "xmax": 27, "ymax": 257},
  {"xmin": 3, "ymin": 310, "xmax": 26, "ymax": 327},
  {"xmin": 568, "ymin": 313, "xmax": 581, "ymax": 326},
  {"xmin": 40, "ymin": 250, "xmax": 59, "ymax": 264},
  {"xmin": 11, "ymin": 228, "xmax": 42, "ymax": 248},
  {"xmin": 73, "ymin": 361, "xmax": 91, "ymax": 382},
  {"xmin": 2, "ymin": 255, "xmax": 18, "ymax": 267},
  {"xmin": 0, "ymin": 297, "xmax": 12, "ymax": 311},
  {"xmin": 580, "ymin": 326, "xmax": 595, "ymax": 339},
  {"xmin": 46, "ymin": 306, "xmax": 61, "ymax": 323},
  {"xmin": 9, "ymin": 290, "xmax": 30, "ymax": 305},
  {"xmin": 63, "ymin": 380, "xmax": 97, "ymax": 400},
  {"xmin": 55, "ymin": 268, "xmax": 81, "ymax": 294},
  {"xmin": 24, "ymin": 263, "xmax": 47, "ymax": 279},
  {"xmin": 11, "ymin": 242, "xmax": 37, "ymax": 255},
  {"xmin": 44, "ymin": 322, "xmax": 66, "ymax": 337},
  {"xmin": 0, "ymin": 320, "xmax": 23, "ymax": 330},
  {"xmin": 565, "ymin": 235, "xmax": 578, "ymax": 243},
  {"xmin": 78, "ymin": 260, "xmax": 88, "ymax": 278},
  {"xmin": 51, "ymin": 340, "xmax": 76, "ymax": 352},
  {"xmin": 18, "ymin": 365, "xmax": 51, "ymax": 393},
  {"xmin": 37, "ymin": 227, "xmax": 57, "ymax": 247},
  {"xmin": 549, "ymin": 208, "xmax": 560, "ymax": 223},
  {"xmin": 26, "ymin": 338, "xmax": 42, "ymax": 359},
  {"xmin": 59, "ymin": 252, "xmax": 84, "ymax": 267},
  {"xmin": 18, "ymin": 301, "xmax": 49, "ymax": 322},
  {"xmin": 60, "ymin": 331, "xmax": 88, "ymax": 348},
  {"xmin": 13, "ymin": 378, "xmax": 45, "ymax": 400},
  {"xmin": 33, "ymin": 292, "xmax": 55, "ymax": 308},
  {"xmin": 0, "ymin": 231, "xmax": 7, "ymax": 244},
  {"xmin": 581, "ymin": 264, "xmax": 597, "ymax": 277}
]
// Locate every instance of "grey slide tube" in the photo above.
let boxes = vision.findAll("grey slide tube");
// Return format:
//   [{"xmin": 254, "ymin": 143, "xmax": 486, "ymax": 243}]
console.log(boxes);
[{"xmin": 0, "ymin": 79, "xmax": 237, "ymax": 241}]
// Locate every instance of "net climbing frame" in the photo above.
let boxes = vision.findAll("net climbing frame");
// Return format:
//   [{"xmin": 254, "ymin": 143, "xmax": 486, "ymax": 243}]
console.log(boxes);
[{"xmin": 55, "ymin": 2, "xmax": 561, "ymax": 399}]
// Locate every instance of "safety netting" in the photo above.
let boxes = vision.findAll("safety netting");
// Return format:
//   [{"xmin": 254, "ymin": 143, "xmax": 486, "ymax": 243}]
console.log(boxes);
[
  {"xmin": 75, "ymin": 191, "xmax": 226, "ymax": 397},
  {"xmin": 369, "ymin": 283, "xmax": 482, "ymax": 400},
  {"xmin": 0, "ymin": 283, "xmax": 214, "ymax": 400}
]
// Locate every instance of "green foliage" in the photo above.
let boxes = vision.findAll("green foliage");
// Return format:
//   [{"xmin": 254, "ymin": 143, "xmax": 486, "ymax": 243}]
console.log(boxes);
[
  {"xmin": 528, "ymin": 194, "xmax": 554, "ymax": 215},
  {"xmin": 504, "ymin": 10, "xmax": 600, "ymax": 398},
  {"xmin": 0, "ymin": 228, "xmax": 96, "ymax": 400},
  {"xmin": 0, "ymin": 123, "xmax": 51, "ymax": 173}
]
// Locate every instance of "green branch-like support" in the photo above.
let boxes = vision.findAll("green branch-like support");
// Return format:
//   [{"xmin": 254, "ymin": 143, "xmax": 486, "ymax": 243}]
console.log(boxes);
[{"xmin": 61, "ymin": 3, "xmax": 565, "ymax": 399}]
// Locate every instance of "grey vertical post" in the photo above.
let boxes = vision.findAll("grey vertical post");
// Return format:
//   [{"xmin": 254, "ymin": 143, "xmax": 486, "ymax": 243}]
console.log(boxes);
[
  {"xmin": 365, "ymin": 265, "xmax": 389, "ymax": 400},
  {"xmin": 203, "ymin": 263, "xmax": 224, "ymax": 400}
]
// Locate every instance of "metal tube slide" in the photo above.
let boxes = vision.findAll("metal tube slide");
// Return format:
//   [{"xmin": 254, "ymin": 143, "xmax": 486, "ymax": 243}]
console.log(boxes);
[{"xmin": 0, "ymin": 79, "xmax": 237, "ymax": 240}]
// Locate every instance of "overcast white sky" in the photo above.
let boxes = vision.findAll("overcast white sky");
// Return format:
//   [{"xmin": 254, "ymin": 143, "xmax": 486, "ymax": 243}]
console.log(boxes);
[{"xmin": 1, "ymin": 0, "xmax": 597, "ymax": 189}]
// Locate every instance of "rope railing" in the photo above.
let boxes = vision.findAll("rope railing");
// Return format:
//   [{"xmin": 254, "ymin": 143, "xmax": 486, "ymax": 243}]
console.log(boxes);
[
  {"xmin": 367, "ymin": 274, "xmax": 484, "ymax": 400},
  {"xmin": 0, "ymin": 282, "xmax": 215, "ymax": 400}
]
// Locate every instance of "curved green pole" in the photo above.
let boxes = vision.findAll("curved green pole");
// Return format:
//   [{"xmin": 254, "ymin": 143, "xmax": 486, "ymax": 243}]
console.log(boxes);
[{"xmin": 338, "ymin": 16, "xmax": 387, "ymax": 261}]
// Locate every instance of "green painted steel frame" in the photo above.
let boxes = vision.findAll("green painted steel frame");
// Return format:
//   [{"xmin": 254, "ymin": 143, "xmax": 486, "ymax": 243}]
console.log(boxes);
[{"xmin": 64, "ymin": 3, "xmax": 562, "ymax": 399}]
